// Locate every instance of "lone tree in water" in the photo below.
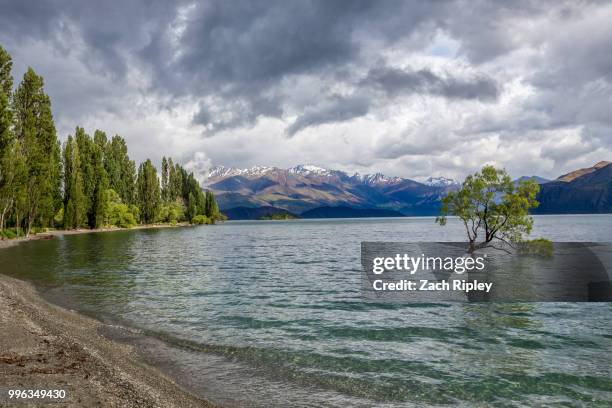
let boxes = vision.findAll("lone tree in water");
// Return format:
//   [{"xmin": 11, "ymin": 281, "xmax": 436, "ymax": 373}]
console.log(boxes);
[{"xmin": 436, "ymin": 165, "xmax": 540, "ymax": 253}]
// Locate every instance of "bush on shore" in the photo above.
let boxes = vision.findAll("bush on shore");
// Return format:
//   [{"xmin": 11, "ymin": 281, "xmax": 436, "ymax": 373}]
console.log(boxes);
[{"xmin": 191, "ymin": 215, "xmax": 210, "ymax": 225}]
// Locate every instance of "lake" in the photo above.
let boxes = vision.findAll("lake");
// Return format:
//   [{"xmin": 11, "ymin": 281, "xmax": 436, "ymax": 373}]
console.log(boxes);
[{"xmin": 1, "ymin": 215, "xmax": 612, "ymax": 407}]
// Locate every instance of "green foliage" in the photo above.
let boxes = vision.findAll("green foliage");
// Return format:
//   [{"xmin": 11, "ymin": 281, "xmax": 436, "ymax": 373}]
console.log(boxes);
[
  {"xmin": 53, "ymin": 207, "xmax": 63, "ymax": 228},
  {"xmin": 0, "ymin": 47, "xmax": 12, "ymax": 158},
  {"xmin": 191, "ymin": 214, "xmax": 209, "ymax": 225},
  {"xmin": 157, "ymin": 201, "xmax": 186, "ymax": 223},
  {"xmin": 1, "ymin": 228, "xmax": 17, "ymax": 239},
  {"xmin": 104, "ymin": 135, "xmax": 136, "ymax": 205},
  {"xmin": 101, "ymin": 189, "xmax": 137, "ymax": 228},
  {"xmin": 0, "ymin": 45, "xmax": 223, "ymax": 234},
  {"xmin": 204, "ymin": 190, "xmax": 221, "ymax": 222},
  {"xmin": 0, "ymin": 45, "xmax": 15, "ymax": 233},
  {"xmin": 187, "ymin": 192, "xmax": 197, "ymax": 222},
  {"xmin": 167, "ymin": 158, "xmax": 184, "ymax": 203},
  {"xmin": 161, "ymin": 156, "xmax": 169, "ymax": 202},
  {"xmin": 436, "ymin": 165, "xmax": 541, "ymax": 253},
  {"xmin": 129, "ymin": 204, "xmax": 140, "ymax": 224},
  {"xmin": 137, "ymin": 159, "xmax": 161, "ymax": 224},
  {"xmin": 13, "ymin": 67, "xmax": 60, "ymax": 235},
  {"xmin": 519, "ymin": 238, "xmax": 554, "ymax": 257},
  {"xmin": 74, "ymin": 127, "xmax": 109, "ymax": 228},
  {"xmin": 0, "ymin": 46, "xmax": 14, "ymax": 206},
  {"xmin": 63, "ymin": 135, "xmax": 86, "ymax": 229}
]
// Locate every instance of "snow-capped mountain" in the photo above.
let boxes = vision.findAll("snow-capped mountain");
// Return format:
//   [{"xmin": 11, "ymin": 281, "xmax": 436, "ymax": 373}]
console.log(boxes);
[
  {"xmin": 357, "ymin": 172, "xmax": 403, "ymax": 186},
  {"xmin": 424, "ymin": 176, "xmax": 459, "ymax": 187},
  {"xmin": 287, "ymin": 164, "xmax": 334, "ymax": 176},
  {"xmin": 207, "ymin": 165, "xmax": 277, "ymax": 179},
  {"xmin": 203, "ymin": 162, "xmax": 612, "ymax": 219},
  {"xmin": 208, "ymin": 164, "xmax": 406, "ymax": 185},
  {"xmin": 204, "ymin": 164, "xmax": 454, "ymax": 217}
]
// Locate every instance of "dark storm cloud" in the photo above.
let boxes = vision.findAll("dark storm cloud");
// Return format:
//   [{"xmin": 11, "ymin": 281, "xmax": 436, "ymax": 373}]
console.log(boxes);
[
  {"xmin": 147, "ymin": 1, "xmax": 446, "ymax": 87},
  {"xmin": 0, "ymin": 0, "xmax": 611, "ymax": 176},
  {"xmin": 363, "ymin": 66, "xmax": 499, "ymax": 101},
  {"xmin": 285, "ymin": 66, "xmax": 499, "ymax": 137},
  {"xmin": 286, "ymin": 95, "xmax": 370, "ymax": 136},
  {"xmin": 153, "ymin": 0, "xmax": 448, "ymax": 132},
  {"xmin": 193, "ymin": 94, "xmax": 283, "ymax": 132},
  {"xmin": 0, "ymin": 0, "xmax": 493, "ymax": 133},
  {"xmin": 0, "ymin": 0, "xmax": 180, "ymax": 78}
]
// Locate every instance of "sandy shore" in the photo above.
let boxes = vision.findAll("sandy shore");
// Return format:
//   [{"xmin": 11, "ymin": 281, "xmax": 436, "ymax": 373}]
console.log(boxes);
[{"xmin": 0, "ymin": 227, "xmax": 219, "ymax": 407}]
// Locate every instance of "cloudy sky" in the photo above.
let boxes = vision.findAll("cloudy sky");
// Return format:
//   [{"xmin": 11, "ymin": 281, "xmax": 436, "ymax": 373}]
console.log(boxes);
[{"xmin": 1, "ymin": 0, "xmax": 611, "ymax": 181}]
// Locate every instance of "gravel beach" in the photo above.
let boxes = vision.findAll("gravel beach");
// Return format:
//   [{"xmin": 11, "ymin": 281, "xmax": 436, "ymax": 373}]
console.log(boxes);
[{"xmin": 0, "ymin": 231, "xmax": 218, "ymax": 407}]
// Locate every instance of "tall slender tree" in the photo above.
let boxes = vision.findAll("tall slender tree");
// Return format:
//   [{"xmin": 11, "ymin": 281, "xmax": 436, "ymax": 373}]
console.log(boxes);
[
  {"xmin": 105, "ymin": 135, "xmax": 136, "ymax": 205},
  {"xmin": 136, "ymin": 159, "xmax": 161, "ymax": 223},
  {"xmin": 71, "ymin": 128, "xmax": 110, "ymax": 228},
  {"xmin": 0, "ymin": 45, "xmax": 12, "ymax": 160},
  {"xmin": 0, "ymin": 46, "xmax": 15, "ymax": 233},
  {"xmin": 13, "ymin": 68, "xmax": 59, "ymax": 235},
  {"xmin": 63, "ymin": 135, "xmax": 85, "ymax": 229},
  {"xmin": 91, "ymin": 131, "xmax": 108, "ymax": 228},
  {"xmin": 161, "ymin": 156, "xmax": 169, "ymax": 203}
]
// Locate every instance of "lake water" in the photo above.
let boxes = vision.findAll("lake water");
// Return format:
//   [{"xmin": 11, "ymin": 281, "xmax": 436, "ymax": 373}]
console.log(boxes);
[{"xmin": 2, "ymin": 215, "xmax": 612, "ymax": 407}]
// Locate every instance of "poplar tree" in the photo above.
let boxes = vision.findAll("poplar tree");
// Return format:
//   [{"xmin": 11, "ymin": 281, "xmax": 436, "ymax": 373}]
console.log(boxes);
[
  {"xmin": 0, "ymin": 46, "xmax": 12, "ymax": 165},
  {"xmin": 105, "ymin": 135, "xmax": 136, "ymax": 205},
  {"xmin": 0, "ymin": 45, "xmax": 224, "ymax": 233},
  {"xmin": 74, "ymin": 128, "xmax": 93, "ymax": 224},
  {"xmin": 13, "ymin": 68, "xmax": 59, "ymax": 235},
  {"xmin": 0, "ymin": 46, "xmax": 14, "ymax": 232},
  {"xmin": 161, "ymin": 156, "xmax": 169, "ymax": 202},
  {"xmin": 63, "ymin": 135, "xmax": 85, "ymax": 229},
  {"xmin": 168, "ymin": 158, "xmax": 184, "ymax": 202},
  {"xmin": 137, "ymin": 159, "xmax": 161, "ymax": 223},
  {"xmin": 91, "ymin": 132, "xmax": 108, "ymax": 228}
]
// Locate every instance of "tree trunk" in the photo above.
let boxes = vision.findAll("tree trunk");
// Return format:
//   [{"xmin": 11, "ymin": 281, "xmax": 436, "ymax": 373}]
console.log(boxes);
[
  {"xmin": 0, "ymin": 198, "xmax": 11, "ymax": 235},
  {"xmin": 468, "ymin": 240, "xmax": 476, "ymax": 253}
]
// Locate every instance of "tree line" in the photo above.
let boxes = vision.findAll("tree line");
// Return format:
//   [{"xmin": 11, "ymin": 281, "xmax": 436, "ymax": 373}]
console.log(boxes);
[{"xmin": 0, "ymin": 45, "xmax": 222, "ymax": 238}]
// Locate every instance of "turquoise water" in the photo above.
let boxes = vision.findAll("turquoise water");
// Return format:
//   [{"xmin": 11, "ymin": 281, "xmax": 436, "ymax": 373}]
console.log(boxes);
[{"xmin": 1, "ymin": 215, "xmax": 612, "ymax": 407}]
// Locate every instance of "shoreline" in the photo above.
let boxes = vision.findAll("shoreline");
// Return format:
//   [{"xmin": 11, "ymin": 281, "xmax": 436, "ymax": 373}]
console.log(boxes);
[
  {"xmin": 0, "ymin": 227, "xmax": 219, "ymax": 407},
  {"xmin": 0, "ymin": 222, "xmax": 191, "ymax": 249}
]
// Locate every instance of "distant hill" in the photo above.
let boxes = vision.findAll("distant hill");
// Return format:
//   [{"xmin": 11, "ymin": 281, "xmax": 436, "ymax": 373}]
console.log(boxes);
[
  {"xmin": 300, "ymin": 206, "xmax": 405, "ymax": 218},
  {"xmin": 534, "ymin": 162, "xmax": 612, "ymax": 214},
  {"xmin": 556, "ymin": 161, "xmax": 611, "ymax": 182},
  {"xmin": 514, "ymin": 175, "xmax": 550, "ymax": 185},
  {"xmin": 223, "ymin": 206, "xmax": 299, "ymax": 220}
]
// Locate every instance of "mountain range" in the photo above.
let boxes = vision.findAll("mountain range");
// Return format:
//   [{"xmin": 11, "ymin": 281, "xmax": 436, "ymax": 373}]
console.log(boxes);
[
  {"xmin": 204, "ymin": 164, "xmax": 458, "ymax": 218},
  {"xmin": 203, "ymin": 162, "xmax": 612, "ymax": 219}
]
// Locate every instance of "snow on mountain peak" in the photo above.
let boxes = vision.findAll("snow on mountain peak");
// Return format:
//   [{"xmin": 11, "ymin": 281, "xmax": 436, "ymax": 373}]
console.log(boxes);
[
  {"xmin": 358, "ymin": 172, "xmax": 403, "ymax": 185},
  {"xmin": 288, "ymin": 164, "xmax": 332, "ymax": 176},
  {"xmin": 207, "ymin": 164, "xmax": 457, "ymax": 189},
  {"xmin": 206, "ymin": 165, "xmax": 276, "ymax": 179},
  {"xmin": 206, "ymin": 165, "xmax": 238, "ymax": 179},
  {"xmin": 424, "ymin": 176, "xmax": 459, "ymax": 187}
]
